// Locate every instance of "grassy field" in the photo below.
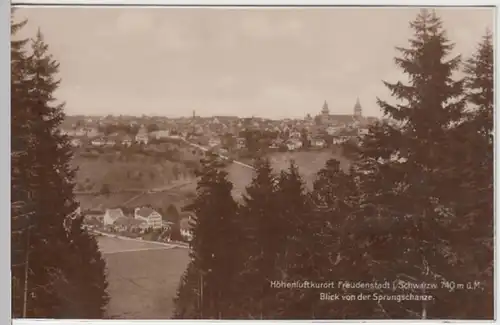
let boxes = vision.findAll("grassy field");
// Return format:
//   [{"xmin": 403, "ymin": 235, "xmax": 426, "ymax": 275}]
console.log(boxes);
[
  {"xmin": 75, "ymin": 149, "xmax": 348, "ymax": 210},
  {"xmin": 98, "ymin": 236, "xmax": 190, "ymax": 319},
  {"xmin": 72, "ymin": 146, "xmax": 199, "ymax": 193},
  {"xmin": 76, "ymin": 186, "xmax": 194, "ymax": 211}
]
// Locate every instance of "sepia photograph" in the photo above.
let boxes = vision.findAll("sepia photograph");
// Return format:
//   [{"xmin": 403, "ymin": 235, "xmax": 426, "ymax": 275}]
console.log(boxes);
[{"xmin": 10, "ymin": 4, "xmax": 494, "ymax": 320}]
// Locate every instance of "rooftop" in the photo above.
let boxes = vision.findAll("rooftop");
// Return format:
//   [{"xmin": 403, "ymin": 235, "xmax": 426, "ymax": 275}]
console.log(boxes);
[
  {"xmin": 135, "ymin": 207, "xmax": 157, "ymax": 218},
  {"xmin": 106, "ymin": 208, "xmax": 125, "ymax": 220}
]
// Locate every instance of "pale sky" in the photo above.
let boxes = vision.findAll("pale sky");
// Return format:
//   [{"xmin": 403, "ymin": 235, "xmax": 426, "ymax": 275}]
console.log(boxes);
[{"xmin": 15, "ymin": 6, "xmax": 494, "ymax": 119}]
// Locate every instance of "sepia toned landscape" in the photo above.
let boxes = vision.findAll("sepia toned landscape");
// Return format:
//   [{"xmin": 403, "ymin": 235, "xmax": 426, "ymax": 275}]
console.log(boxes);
[{"xmin": 11, "ymin": 5, "xmax": 494, "ymax": 320}]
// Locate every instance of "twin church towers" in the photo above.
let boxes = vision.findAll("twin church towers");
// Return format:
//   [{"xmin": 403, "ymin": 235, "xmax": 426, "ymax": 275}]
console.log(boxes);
[{"xmin": 318, "ymin": 98, "xmax": 363, "ymax": 125}]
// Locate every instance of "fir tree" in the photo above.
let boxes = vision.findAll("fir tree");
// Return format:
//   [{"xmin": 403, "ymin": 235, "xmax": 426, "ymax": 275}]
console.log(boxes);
[
  {"xmin": 355, "ymin": 9, "xmax": 468, "ymax": 318},
  {"xmin": 310, "ymin": 160, "xmax": 379, "ymax": 319},
  {"xmin": 11, "ymin": 10, "xmax": 35, "ymax": 317},
  {"xmin": 57, "ymin": 217, "xmax": 109, "ymax": 318},
  {"xmin": 165, "ymin": 204, "xmax": 180, "ymax": 222},
  {"xmin": 11, "ymin": 20, "xmax": 109, "ymax": 318},
  {"xmin": 464, "ymin": 29, "xmax": 493, "ymax": 137},
  {"xmin": 272, "ymin": 161, "xmax": 315, "ymax": 319},
  {"xmin": 432, "ymin": 30, "xmax": 494, "ymax": 318},
  {"xmin": 238, "ymin": 158, "xmax": 280, "ymax": 318},
  {"xmin": 172, "ymin": 262, "xmax": 201, "ymax": 319},
  {"xmin": 169, "ymin": 219, "xmax": 183, "ymax": 242},
  {"xmin": 175, "ymin": 161, "xmax": 242, "ymax": 318}
]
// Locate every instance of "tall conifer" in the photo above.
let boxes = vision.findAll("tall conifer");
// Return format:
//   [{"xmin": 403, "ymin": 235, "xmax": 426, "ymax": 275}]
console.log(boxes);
[
  {"xmin": 175, "ymin": 161, "xmax": 241, "ymax": 318},
  {"xmin": 238, "ymin": 158, "xmax": 279, "ymax": 318},
  {"xmin": 434, "ymin": 30, "xmax": 494, "ymax": 318},
  {"xmin": 11, "ymin": 18, "xmax": 109, "ymax": 318},
  {"xmin": 355, "ymin": 9, "xmax": 467, "ymax": 318}
]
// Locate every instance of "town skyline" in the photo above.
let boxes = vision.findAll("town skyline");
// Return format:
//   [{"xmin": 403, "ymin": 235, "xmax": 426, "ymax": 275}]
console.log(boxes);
[
  {"xmin": 16, "ymin": 6, "xmax": 494, "ymax": 119},
  {"xmin": 63, "ymin": 98, "xmax": 367, "ymax": 120}
]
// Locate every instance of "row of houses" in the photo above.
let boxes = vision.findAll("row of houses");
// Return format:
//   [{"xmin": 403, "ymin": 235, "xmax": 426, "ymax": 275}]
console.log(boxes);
[
  {"xmin": 64, "ymin": 125, "xmax": 178, "ymax": 147},
  {"xmin": 84, "ymin": 206, "xmax": 193, "ymax": 241},
  {"xmin": 207, "ymin": 124, "xmax": 367, "ymax": 153},
  {"xmin": 65, "ymin": 113, "xmax": 372, "ymax": 152}
]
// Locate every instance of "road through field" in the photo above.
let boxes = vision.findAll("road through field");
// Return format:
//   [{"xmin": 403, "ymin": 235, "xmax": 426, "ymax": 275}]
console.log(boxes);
[{"xmin": 98, "ymin": 236, "xmax": 190, "ymax": 319}]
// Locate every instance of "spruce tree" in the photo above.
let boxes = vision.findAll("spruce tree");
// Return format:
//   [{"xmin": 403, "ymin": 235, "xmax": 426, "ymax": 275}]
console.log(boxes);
[
  {"xmin": 272, "ymin": 161, "xmax": 315, "ymax": 319},
  {"xmin": 432, "ymin": 30, "xmax": 494, "ymax": 319},
  {"xmin": 175, "ymin": 160, "xmax": 242, "ymax": 318},
  {"xmin": 11, "ymin": 19, "xmax": 109, "ymax": 318},
  {"xmin": 169, "ymin": 221, "xmax": 183, "ymax": 242},
  {"xmin": 57, "ymin": 217, "xmax": 109, "ymax": 318},
  {"xmin": 355, "ymin": 9, "xmax": 468, "ymax": 318},
  {"xmin": 11, "ymin": 10, "xmax": 34, "ymax": 317},
  {"xmin": 172, "ymin": 262, "xmax": 201, "ymax": 319},
  {"xmin": 165, "ymin": 204, "xmax": 180, "ymax": 222},
  {"xmin": 237, "ymin": 158, "xmax": 280, "ymax": 318},
  {"xmin": 464, "ymin": 29, "xmax": 493, "ymax": 137},
  {"xmin": 308, "ymin": 159, "xmax": 376, "ymax": 319}
]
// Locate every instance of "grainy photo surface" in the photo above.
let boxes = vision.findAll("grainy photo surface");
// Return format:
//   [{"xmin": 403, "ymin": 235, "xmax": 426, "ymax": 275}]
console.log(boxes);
[{"xmin": 11, "ymin": 5, "xmax": 494, "ymax": 320}]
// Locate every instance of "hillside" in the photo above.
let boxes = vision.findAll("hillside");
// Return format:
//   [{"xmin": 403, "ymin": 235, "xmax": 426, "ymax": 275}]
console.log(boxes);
[
  {"xmin": 74, "ymin": 147, "xmax": 348, "ymax": 213},
  {"xmin": 71, "ymin": 144, "xmax": 200, "ymax": 193}
]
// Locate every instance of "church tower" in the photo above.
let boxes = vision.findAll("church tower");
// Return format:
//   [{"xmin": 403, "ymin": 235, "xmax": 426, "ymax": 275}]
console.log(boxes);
[
  {"xmin": 321, "ymin": 100, "xmax": 330, "ymax": 116},
  {"xmin": 320, "ymin": 100, "xmax": 330, "ymax": 124},
  {"xmin": 354, "ymin": 97, "xmax": 362, "ymax": 119}
]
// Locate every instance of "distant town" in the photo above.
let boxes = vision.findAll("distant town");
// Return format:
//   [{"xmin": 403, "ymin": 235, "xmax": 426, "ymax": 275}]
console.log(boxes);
[
  {"xmin": 64, "ymin": 98, "xmax": 379, "ymax": 246},
  {"xmin": 61, "ymin": 98, "xmax": 378, "ymax": 153}
]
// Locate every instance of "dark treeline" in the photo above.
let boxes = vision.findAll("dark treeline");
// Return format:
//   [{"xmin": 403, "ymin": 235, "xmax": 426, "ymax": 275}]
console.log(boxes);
[
  {"xmin": 11, "ymin": 11, "xmax": 109, "ymax": 318},
  {"xmin": 173, "ymin": 10, "xmax": 493, "ymax": 319}
]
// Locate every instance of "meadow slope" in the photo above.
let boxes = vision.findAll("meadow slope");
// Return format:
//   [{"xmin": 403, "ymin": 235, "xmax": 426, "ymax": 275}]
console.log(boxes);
[
  {"xmin": 76, "ymin": 150, "xmax": 348, "ymax": 210},
  {"xmin": 98, "ymin": 237, "xmax": 190, "ymax": 319}
]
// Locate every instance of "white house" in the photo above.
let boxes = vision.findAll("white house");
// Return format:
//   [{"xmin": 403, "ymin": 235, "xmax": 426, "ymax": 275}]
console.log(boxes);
[
  {"xmin": 150, "ymin": 130, "xmax": 170, "ymax": 139},
  {"xmin": 312, "ymin": 138, "xmax": 326, "ymax": 148},
  {"xmin": 103, "ymin": 208, "xmax": 126, "ymax": 226},
  {"xmin": 134, "ymin": 207, "xmax": 163, "ymax": 229},
  {"xmin": 180, "ymin": 214, "xmax": 194, "ymax": 241},
  {"xmin": 105, "ymin": 139, "xmax": 116, "ymax": 147},
  {"xmin": 91, "ymin": 138, "xmax": 106, "ymax": 147}
]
